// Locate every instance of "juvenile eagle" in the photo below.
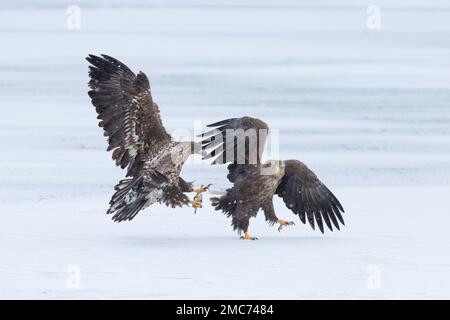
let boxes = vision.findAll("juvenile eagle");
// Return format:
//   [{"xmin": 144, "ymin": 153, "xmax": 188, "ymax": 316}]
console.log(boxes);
[
  {"xmin": 87, "ymin": 54, "xmax": 206, "ymax": 222},
  {"xmin": 201, "ymin": 117, "xmax": 345, "ymax": 240}
]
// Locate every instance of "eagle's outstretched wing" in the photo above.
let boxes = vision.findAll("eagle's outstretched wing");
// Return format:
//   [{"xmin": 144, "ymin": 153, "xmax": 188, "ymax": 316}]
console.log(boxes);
[
  {"xmin": 200, "ymin": 117, "xmax": 268, "ymax": 165},
  {"xmin": 87, "ymin": 54, "xmax": 171, "ymax": 177},
  {"xmin": 276, "ymin": 160, "xmax": 345, "ymax": 233}
]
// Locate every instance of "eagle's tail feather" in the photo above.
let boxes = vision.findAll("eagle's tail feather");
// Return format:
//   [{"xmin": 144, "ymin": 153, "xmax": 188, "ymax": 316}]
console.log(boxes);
[
  {"xmin": 211, "ymin": 193, "xmax": 257, "ymax": 234},
  {"xmin": 210, "ymin": 194, "xmax": 237, "ymax": 220},
  {"xmin": 212, "ymin": 194, "xmax": 242, "ymax": 233},
  {"xmin": 107, "ymin": 175, "xmax": 151, "ymax": 222},
  {"xmin": 107, "ymin": 170, "xmax": 191, "ymax": 221},
  {"xmin": 161, "ymin": 185, "xmax": 190, "ymax": 208}
]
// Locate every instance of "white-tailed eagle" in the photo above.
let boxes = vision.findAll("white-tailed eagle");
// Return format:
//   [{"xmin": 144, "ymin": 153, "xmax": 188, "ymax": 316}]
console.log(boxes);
[
  {"xmin": 200, "ymin": 117, "xmax": 345, "ymax": 240},
  {"xmin": 87, "ymin": 54, "xmax": 207, "ymax": 222}
]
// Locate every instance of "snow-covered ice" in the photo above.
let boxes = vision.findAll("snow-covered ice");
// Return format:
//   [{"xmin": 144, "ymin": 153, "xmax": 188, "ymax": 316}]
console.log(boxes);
[{"xmin": 0, "ymin": 0, "xmax": 450, "ymax": 299}]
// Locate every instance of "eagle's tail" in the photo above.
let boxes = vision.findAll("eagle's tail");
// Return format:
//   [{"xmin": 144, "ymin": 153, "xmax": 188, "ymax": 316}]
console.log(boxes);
[
  {"xmin": 210, "ymin": 192, "xmax": 241, "ymax": 225},
  {"xmin": 107, "ymin": 171, "xmax": 166, "ymax": 222},
  {"xmin": 211, "ymin": 194, "xmax": 235, "ymax": 219},
  {"xmin": 161, "ymin": 185, "xmax": 190, "ymax": 208},
  {"xmin": 211, "ymin": 192, "xmax": 257, "ymax": 234}
]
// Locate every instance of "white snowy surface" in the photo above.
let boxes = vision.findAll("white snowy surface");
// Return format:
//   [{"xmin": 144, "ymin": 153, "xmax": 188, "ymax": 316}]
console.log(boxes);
[{"xmin": 1, "ymin": 1, "xmax": 450, "ymax": 299}]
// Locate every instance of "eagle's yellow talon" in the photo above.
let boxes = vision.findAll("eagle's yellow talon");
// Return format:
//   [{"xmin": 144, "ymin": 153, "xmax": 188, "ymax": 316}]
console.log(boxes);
[
  {"xmin": 191, "ymin": 184, "xmax": 212, "ymax": 213},
  {"xmin": 277, "ymin": 219, "xmax": 295, "ymax": 232},
  {"xmin": 191, "ymin": 199, "xmax": 202, "ymax": 208},
  {"xmin": 240, "ymin": 232, "xmax": 258, "ymax": 240},
  {"xmin": 193, "ymin": 183, "xmax": 211, "ymax": 195}
]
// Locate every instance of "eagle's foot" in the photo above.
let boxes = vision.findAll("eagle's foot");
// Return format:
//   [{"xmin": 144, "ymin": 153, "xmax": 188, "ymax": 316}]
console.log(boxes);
[
  {"xmin": 193, "ymin": 184, "xmax": 211, "ymax": 196},
  {"xmin": 190, "ymin": 184, "xmax": 211, "ymax": 212},
  {"xmin": 277, "ymin": 219, "xmax": 295, "ymax": 232},
  {"xmin": 240, "ymin": 232, "xmax": 258, "ymax": 240},
  {"xmin": 190, "ymin": 199, "xmax": 203, "ymax": 209}
]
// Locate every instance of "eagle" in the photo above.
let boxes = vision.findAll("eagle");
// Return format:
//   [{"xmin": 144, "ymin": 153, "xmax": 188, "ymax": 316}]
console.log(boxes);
[
  {"xmin": 86, "ymin": 54, "xmax": 207, "ymax": 222},
  {"xmin": 200, "ymin": 117, "xmax": 345, "ymax": 240}
]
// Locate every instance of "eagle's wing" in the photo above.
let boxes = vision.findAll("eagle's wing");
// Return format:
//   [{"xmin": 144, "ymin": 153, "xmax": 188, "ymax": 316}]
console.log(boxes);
[
  {"xmin": 276, "ymin": 160, "xmax": 345, "ymax": 233},
  {"xmin": 87, "ymin": 54, "xmax": 171, "ymax": 177},
  {"xmin": 200, "ymin": 117, "xmax": 268, "ymax": 165}
]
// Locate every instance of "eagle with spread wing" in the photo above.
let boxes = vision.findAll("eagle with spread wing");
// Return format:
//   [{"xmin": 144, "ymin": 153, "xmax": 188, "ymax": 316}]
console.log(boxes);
[
  {"xmin": 87, "ymin": 54, "xmax": 207, "ymax": 222},
  {"xmin": 201, "ymin": 117, "xmax": 345, "ymax": 240}
]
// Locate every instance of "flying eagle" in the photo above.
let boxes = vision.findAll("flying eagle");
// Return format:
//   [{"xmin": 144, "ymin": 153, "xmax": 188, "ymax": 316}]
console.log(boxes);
[
  {"xmin": 200, "ymin": 117, "xmax": 345, "ymax": 240},
  {"xmin": 86, "ymin": 54, "xmax": 207, "ymax": 222}
]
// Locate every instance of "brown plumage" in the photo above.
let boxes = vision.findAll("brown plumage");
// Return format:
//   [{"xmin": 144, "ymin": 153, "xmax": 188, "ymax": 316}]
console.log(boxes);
[
  {"xmin": 201, "ymin": 117, "xmax": 345, "ymax": 237},
  {"xmin": 87, "ymin": 54, "xmax": 200, "ymax": 222}
]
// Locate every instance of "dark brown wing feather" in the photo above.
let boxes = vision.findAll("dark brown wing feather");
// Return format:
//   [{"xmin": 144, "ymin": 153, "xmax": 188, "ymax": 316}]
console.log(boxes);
[
  {"xmin": 200, "ymin": 117, "xmax": 268, "ymax": 165},
  {"xmin": 276, "ymin": 160, "xmax": 345, "ymax": 233},
  {"xmin": 86, "ymin": 54, "xmax": 171, "ymax": 177},
  {"xmin": 210, "ymin": 164, "xmax": 261, "ymax": 233}
]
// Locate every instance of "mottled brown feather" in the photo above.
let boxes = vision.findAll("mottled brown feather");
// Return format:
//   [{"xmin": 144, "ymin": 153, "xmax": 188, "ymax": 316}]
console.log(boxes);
[
  {"xmin": 203, "ymin": 117, "xmax": 345, "ymax": 235},
  {"xmin": 87, "ymin": 55, "xmax": 197, "ymax": 222},
  {"xmin": 201, "ymin": 117, "xmax": 268, "ymax": 165},
  {"xmin": 86, "ymin": 54, "xmax": 171, "ymax": 177}
]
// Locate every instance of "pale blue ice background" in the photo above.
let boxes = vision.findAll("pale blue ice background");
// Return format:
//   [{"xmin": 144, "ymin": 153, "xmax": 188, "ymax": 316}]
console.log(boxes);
[{"xmin": 0, "ymin": 0, "xmax": 449, "ymax": 299}]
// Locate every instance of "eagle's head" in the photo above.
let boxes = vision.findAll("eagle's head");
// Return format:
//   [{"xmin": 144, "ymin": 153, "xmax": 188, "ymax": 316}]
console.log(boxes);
[{"xmin": 261, "ymin": 160, "xmax": 285, "ymax": 177}]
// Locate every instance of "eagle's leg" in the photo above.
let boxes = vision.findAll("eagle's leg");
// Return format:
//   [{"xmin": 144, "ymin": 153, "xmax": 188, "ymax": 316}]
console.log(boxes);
[
  {"xmin": 237, "ymin": 217, "xmax": 258, "ymax": 240},
  {"xmin": 240, "ymin": 231, "xmax": 258, "ymax": 241},
  {"xmin": 277, "ymin": 219, "xmax": 295, "ymax": 232},
  {"xmin": 262, "ymin": 201, "xmax": 294, "ymax": 232}
]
